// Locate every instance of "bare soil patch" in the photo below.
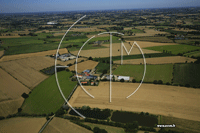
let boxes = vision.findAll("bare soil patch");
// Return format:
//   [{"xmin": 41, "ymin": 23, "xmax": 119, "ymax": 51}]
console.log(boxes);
[
  {"xmin": 69, "ymin": 82, "xmax": 200, "ymax": 122},
  {"xmin": 0, "ymin": 117, "xmax": 46, "ymax": 133},
  {"xmin": 43, "ymin": 117, "xmax": 92, "ymax": 133},
  {"xmin": 114, "ymin": 56, "xmax": 197, "ymax": 64}
]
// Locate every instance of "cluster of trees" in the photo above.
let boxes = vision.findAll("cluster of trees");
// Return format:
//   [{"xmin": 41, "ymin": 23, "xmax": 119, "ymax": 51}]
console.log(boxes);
[
  {"xmin": 69, "ymin": 106, "xmax": 111, "ymax": 120},
  {"xmin": 0, "ymin": 112, "xmax": 55, "ymax": 121}
]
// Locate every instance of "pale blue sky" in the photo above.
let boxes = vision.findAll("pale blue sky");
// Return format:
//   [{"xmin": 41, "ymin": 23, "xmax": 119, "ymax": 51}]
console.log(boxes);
[{"xmin": 0, "ymin": 0, "xmax": 200, "ymax": 13}]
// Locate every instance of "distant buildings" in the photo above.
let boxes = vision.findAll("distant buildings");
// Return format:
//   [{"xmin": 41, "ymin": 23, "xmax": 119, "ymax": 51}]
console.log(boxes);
[{"xmin": 47, "ymin": 21, "xmax": 57, "ymax": 25}]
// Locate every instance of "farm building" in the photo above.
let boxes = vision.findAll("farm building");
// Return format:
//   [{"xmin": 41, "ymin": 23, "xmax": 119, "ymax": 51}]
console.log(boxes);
[
  {"xmin": 86, "ymin": 75, "xmax": 97, "ymax": 80},
  {"xmin": 105, "ymin": 75, "xmax": 114, "ymax": 80},
  {"xmin": 47, "ymin": 21, "xmax": 57, "ymax": 25},
  {"xmin": 117, "ymin": 76, "xmax": 130, "ymax": 81},
  {"xmin": 81, "ymin": 81, "xmax": 88, "ymax": 85},
  {"xmin": 59, "ymin": 53, "xmax": 76, "ymax": 61},
  {"xmin": 83, "ymin": 69, "xmax": 91, "ymax": 73}
]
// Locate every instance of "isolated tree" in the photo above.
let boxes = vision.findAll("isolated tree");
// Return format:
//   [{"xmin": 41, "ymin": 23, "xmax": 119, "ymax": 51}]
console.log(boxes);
[
  {"xmin": 21, "ymin": 93, "xmax": 29, "ymax": 99},
  {"xmin": 120, "ymin": 78, "xmax": 125, "ymax": 82},
  {"xmin": 132, "ymin": 79, "xmax": 136, "ymax": 83},
  {"xmin": 89, "ymin": 56, "xmax": 93, "ymax": 60},
  {"xmin": 153, "ymin": 80, "xmax": 158, "ymax": 84},
  {"xmin": 158, "ymin": 80, "xmax": 163, "ymax": 84},
  {"xmin": 102, "ymin": 69, "xmax": 107, "ymax": 74}
]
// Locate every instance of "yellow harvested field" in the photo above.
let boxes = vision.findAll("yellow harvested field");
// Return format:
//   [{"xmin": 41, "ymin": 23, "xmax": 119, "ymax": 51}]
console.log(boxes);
[
  {"xmin": 69, "ymin": 82, "xmax": 200, "ymax": 122},
  {"xmin": 0, "ymin": 35, "xmax": 21, "ymax": 38},
  {"xmin": 43, "ymin": 117, "xmax": 92, "ymax": 133},
  {"xmin": 114, "ymin": 56, "xmax": 197, "ymax": 64},
  {"xmin": 87, "ymin": 33, "xmax": 109, "ymax": 38},
  {"xmin": 0, "ymin": 98, "xmax": 24, "ymax": 117},
  {"xmin": 0, "ymin": 117, "xmax": 46, "ymax": 133},
  {"xmin": 71, "ymin": 43, "xmax": 160, "ymax": 58},
  {"xmin": 126, "ymin": 41, "xmax": 177, "ymax": 48},
  {"xmin": 0, "ymin": 50, "xmax": 4, "ymax": 57},
  {"xmin": 0, "ymin": 68, "xmax": 30, "ymax": 117},
  {"xmin": 0, "ymin": 48, "xmax": 68, "ymax": 62},
  {"xmin": 68, "ymin": 60, "xmax": 99, "ymax": 73},
  {"xmin": 0, "ymin": 60, "xmax": 48, "ymax": 89}
]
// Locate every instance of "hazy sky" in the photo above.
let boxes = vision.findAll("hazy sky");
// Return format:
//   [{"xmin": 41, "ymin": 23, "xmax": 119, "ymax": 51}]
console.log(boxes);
[{"xmin": 0, "ymin": 0, "xmax": 200, "ymax": 13}]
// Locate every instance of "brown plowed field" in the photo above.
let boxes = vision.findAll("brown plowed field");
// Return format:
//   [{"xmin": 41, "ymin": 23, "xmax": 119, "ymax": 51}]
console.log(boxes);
[
  {"xmin": 68, "ymin": 60, "xmax": 99, "ymax": 73},
  {"xmin": 43, "ymin": 117, "xmax": 92, "ymax": 133},
  {"xmin": 0, "ymin": 117, "xmax": 46, "ymax": 133},
  {"xmin": 0, "ymin": 68, "xmax": 30, "ymax": 117},
  {"xmin": 69, "ymin": 82, "xmax": 200, "ymax": 122},
  {"xmin": 0, "ymin": 48, "xmax": 68, "ymax": 62},
  {"xmin": 114, "ymin": 56, "xmax": 197, "ymax": 64}
]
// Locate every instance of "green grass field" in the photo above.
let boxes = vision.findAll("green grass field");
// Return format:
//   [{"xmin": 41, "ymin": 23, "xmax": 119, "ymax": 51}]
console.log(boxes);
[
  {"xmin": 184, "ymin": 51, "xmax": 200, "ymax": 57},
  {"xmin": 21, "ymin": 71, "xmax": 77, "ymax": 114},
  {"xmin": 84, "ymin": 122, "xmax": 125, "ymax": 133},
  {"xmin": 95, "ymin": 62, "xmax": 110, "ymax": 73},
  {"xmin": 144, "ymin": 44, "xmax": 200, "ymax": 55},
  {"xmin": 113, "ymin": 64, "xmax": 173, "ymax": 83},
  {"xmin": 2, "ymin": 33, "xmax": 119, "ymax": 55},
  {"xmin": 125, "ymin": 36, "xmax": 173, "ymax": 43},
  {"xmin": 173, "ymin": 64, "xmax": 200, "ymax": 86},
  {"xmin": 94, "ymin": 53, "xmax": 173, "ymax": 62}
]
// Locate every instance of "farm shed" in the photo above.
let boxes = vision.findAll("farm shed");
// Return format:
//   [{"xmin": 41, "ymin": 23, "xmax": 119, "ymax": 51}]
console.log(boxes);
[
  {"xmin": 83, "ymin": 69, "xmax": 91, "ymax": 73},
  {"xmin": 118, "ymin": 76, "xmax": 130, "ymax": 81},
  {"xmin": 86, "ymin": 75, "xmax": 97, "ymax": 80}
]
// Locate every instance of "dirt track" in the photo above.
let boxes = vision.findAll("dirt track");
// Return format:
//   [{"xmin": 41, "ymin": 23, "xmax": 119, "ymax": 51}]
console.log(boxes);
[
  {"xmin": 43, "ymin": 117, "xmax": 92, "ymax": 133},
  {"xmin": 0, "ymin": 68, "xmax": 30, "ymax": 117},
  {"xmin": 69, "ymin": 82, "xmax": 200, "ymax": 122},
  {"xmin": 0, "ymin": 117, "xmax": 46, "ymax": 133},
  {"xmin": 114, "ymin": 56, "xmax": 197, "ymax": 64}
]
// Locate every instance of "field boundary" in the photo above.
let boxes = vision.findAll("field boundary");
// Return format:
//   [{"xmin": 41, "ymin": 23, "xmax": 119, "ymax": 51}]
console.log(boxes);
[
  {"xmin": 0, "ymin": 66, "xmax": 31, "ymax": 89},
  {"xmin": 38, "ymin": 114, "xmax": 55, "ymax": 133}
]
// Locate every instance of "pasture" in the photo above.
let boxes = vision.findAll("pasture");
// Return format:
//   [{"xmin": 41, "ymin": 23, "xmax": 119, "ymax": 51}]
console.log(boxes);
[
  {"xmin": 0, "ymin": 68, "xmax": 30, "ymax": 117},
  {"xmin": 144, "ymin": 44, "xmax": 200, "ymax": 55},
  {"xmin": 21, "ymin": 71, "xmax": 77, "ymax": 114},
  {"xmin": 69, "ymin": 82, "xmax": 200, "ymax": 122},
  {"xmin": 113, "ymin": 64, "xmax": 173, "ymax": 83},
  {"xmin": 173, "ymin": 64, "xmax": 200, "ymax": 86}
]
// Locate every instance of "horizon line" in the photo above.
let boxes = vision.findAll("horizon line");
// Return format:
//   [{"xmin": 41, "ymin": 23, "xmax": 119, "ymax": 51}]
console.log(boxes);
[{"xmin": 0, "ymin": 5, "xmax": 200, "ymax": 14}]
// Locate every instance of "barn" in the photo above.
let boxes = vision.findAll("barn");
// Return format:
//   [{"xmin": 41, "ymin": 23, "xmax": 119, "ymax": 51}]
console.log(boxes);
[{"xmin": 117, "ymin": 76, "xmax": 130, "ymax": 81}]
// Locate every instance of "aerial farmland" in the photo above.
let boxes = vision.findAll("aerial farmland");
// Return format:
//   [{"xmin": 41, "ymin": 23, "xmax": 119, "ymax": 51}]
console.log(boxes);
[{"xmin": 0, "ymin": 4, "xmax": 200, "ymax": 133}]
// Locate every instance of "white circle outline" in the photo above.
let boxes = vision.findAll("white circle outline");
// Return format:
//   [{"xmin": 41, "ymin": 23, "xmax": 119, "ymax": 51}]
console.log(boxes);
[{"xmin": 55, "ymin": 15, "xmax": 86, "ymax": 118}]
